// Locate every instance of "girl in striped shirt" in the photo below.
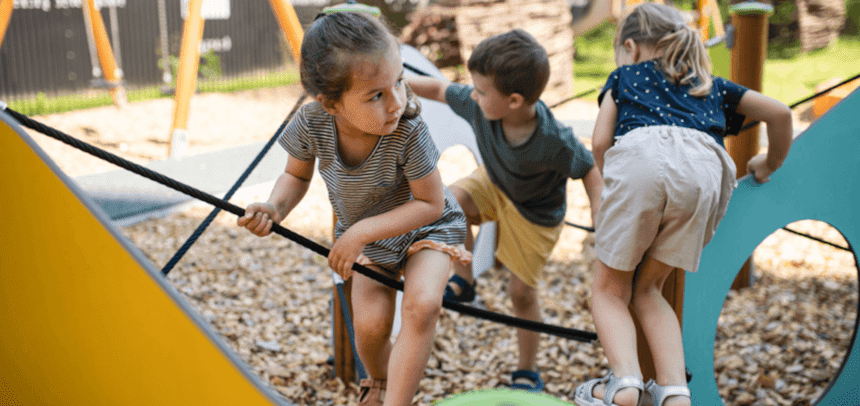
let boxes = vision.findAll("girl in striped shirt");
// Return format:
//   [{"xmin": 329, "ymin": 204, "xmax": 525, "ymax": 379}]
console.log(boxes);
[{"xmin": 237, "ymin": 11, "xmax": 469, "ymax": 406}]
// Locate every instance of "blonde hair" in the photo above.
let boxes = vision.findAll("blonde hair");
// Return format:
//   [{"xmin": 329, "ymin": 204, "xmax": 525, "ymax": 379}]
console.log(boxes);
[{"xmin": 616, "ymin": 2, "xmax": 713, "ymax": 97}]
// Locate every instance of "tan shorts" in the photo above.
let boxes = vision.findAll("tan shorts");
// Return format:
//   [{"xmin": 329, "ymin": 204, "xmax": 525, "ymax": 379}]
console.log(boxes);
[
  {"xmin": 452, "ymin": 166, "xmax": 563, "ymax": 287},
  {"xmin": 595, "ymin": 126, "xmax": 737, "ymax": 272}
]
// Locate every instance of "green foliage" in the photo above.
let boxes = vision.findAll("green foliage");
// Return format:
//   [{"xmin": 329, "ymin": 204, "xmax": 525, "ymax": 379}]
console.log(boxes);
[
  {"xmin": 847, "ymin": 0, "xmax": 860, "ymax": 37},
  {"xmin": 157, "ymin": 50, "xmax": 223, "ymax": 88}
]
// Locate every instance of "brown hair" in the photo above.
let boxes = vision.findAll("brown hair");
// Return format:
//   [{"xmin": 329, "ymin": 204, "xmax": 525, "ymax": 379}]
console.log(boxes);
[
  {"xmin": 300, "ymin": 12, "xmax": 420, "ymax": 117},
  {"xmin": 616, "ymin": 2, "xmax": 713, "ymax": 97},
  {"xmin": 467, "ymin": 29, "xmax": 550, "ymax": 104}
]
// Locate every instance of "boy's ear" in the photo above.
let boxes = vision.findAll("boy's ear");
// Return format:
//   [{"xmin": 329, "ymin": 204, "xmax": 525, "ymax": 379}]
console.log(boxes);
[
  {"xmin": 507, "ymin": 92, "xmax": 526, "ymax": 110},
  {"xmin": 316, "ymin": 94, "xmax": 339, "ymax": 116}
]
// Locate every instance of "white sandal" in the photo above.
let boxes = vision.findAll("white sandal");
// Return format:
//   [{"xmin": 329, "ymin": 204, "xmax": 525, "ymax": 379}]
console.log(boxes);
[
  {"xmin": 643, "ymin": 380, "xmax": 691, "ymax": 406},
  {"xmin": 574, "ymin": 371, "xmax": 644, "ymax": 406}
]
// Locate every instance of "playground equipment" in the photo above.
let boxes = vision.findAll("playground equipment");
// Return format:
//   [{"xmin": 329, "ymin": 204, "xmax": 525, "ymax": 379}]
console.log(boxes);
[
  {"xmin": 570, "ymin": 0, "xmax": 725, "ymax": 40},
  {"xmin": 0, "ymin": 112, "xmax": 289, "ymax": 405},
  {"xmin": 168, "ymin": 0, "xmax": 304, "ymax": 160},
  {"xmin": 2, "ymin": 1, "xmax": 857, "ymax": 404},
  {"xmin": 0, "ymin": 0, "xmax": 127, "ymax": 107},
  {"xmin": 686, "ymin": 86, "xmax": 860, "ymax": 406}
]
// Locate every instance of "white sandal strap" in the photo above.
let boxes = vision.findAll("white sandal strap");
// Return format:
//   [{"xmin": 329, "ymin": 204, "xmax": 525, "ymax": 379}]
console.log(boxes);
[
  {"xmin": 604, "ymin": 372, "xmax": 644, "ymax": 405},
  {"xmin": 645, "ymin": 380, "xmax": 691, "ymax": 406}
]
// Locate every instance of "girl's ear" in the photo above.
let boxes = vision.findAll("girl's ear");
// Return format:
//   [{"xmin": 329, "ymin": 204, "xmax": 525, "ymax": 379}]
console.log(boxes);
[
  {"xmin": 623, "ymin": 38, "xmax": 640, "ymax": 63},
  {"xmin": 316, "ymin": 94, "xmax": 339, "ymax": 116}
]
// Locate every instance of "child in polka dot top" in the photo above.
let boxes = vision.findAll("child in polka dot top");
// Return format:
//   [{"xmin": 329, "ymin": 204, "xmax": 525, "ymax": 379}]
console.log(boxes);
[{"xmin": 575, "ymin": 3, "xmax": 793, "ymax": 406}]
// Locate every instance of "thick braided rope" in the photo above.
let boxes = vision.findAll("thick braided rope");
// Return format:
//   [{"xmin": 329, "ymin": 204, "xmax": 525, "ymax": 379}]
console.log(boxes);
[
  {"xmin": 161, "ymin": 94, "xmax": 308, "ymax": 276},
  {"xmin": 5, "ymin": 107, "xmax": 598, "ymax": 343}
]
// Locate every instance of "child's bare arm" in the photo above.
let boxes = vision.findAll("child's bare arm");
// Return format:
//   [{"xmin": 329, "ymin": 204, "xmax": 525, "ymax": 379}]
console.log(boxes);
[
  {"xmin": 237, "ymin": 156, "xmax": 314, "ymax": 236},
  {"xmin": 581, "ymin": 166, "xmax": 603, "ymax": 225},
  {"xmin": 736, "ymin": 90, "xmax": 793, "ymax": 182},
  {"xmin": 592, "ymin": 95, "xmax": 618, "ymax": 173},
  {"xmin": 328, "ymin": 169, "xmax": 447, "ymax": 278},
  {"xmin": 406, "ymin": 76, "xmax": 450, "ymax": 103}
]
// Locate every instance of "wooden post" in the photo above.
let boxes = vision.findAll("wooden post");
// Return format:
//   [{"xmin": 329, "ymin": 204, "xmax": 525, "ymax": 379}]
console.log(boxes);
[
  {"xmin": 725, "ymin": 1, "xmax": 773, "ymax": 290},
  {"xmin": 331, "ymin": 215, "xmax": 358, "ymax": 384},
  {"xmin": 83, "ymin": 0, "xmax": 127, "ymax": 107},
  {"xmin": 634, "ymin": 268, "xmax": 685, "ymax": 382},
  {"xmin": 267, "ymin": 0, "xmax": 304, "ymax": 64},
  {"xmin": 0, "ymin": 0, "xmax": 13, "ymax": 47},
  {"xmin": 168, "ymin": 0, "xmax": 205, "ymax": 160}
]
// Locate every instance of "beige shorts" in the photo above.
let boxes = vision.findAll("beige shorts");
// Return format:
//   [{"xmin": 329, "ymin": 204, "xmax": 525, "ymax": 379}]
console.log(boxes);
[
  {"xmin": 452, "ymin": 166, "xmax": 563, "ymax": 287},
  {"xmin": 595, "ymin": 126, "xmax": 737, "ymax": 272}
]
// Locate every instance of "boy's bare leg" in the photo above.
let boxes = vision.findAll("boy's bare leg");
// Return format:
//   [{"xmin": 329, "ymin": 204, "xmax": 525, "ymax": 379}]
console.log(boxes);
[
  {"xmin": 508, "ymin": 271, "xmax": 540, "ymax": 375},
  {"xmin": 632, "ymin": 256, "xmax": 690, "ymax": 406},
  {"xmin": 589, "ymin": 259, "xmax": 641, "ymax": 406},
  {"xmin": 384, "ymin": 249, "xmax": 450, "ymax": 406},
  {"xmin": 351, "ymin": 267, "xmax": 397, "ymax": 380},
  {"xmin": 448, "ymin": 186, "xmax": 480, "ymax": 291}
]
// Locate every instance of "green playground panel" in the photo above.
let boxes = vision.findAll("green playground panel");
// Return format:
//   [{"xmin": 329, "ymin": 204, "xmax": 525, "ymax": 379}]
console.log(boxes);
[{"xmin": 685, "ymin": 89, "xmax": 859, "ymax": 404}]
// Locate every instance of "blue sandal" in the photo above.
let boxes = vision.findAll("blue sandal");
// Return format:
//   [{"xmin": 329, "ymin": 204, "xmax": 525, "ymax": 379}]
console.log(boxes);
[
  {"xmin": 509, "ymin": 369, "xmax": 544, "ymax": 392},
  {"xmin": 443, "ymin": 274, "xmax": 476, "ymax": 302}
]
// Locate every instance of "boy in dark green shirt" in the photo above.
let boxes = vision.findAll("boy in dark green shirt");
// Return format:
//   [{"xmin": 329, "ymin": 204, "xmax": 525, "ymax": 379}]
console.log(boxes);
[{"xmin": 408, "ymin": 29, "xmax": 602, "ymax": 391}]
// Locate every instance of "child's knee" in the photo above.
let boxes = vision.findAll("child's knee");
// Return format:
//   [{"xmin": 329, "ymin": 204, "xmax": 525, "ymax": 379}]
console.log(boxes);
[
  {"xmin": 509, "ymin": 283, "xmax": 538, "ymax": 309},
  {"xmin": 354, "ymin": 306, "xmax": 394, "ymax": 336},
  {"xmin": 450, "ymin": 186, "xmax": 481, "ymax": 223},
  {"xmin": 401, "ymin": 294, "xmax": 442, "ymax": 331}
]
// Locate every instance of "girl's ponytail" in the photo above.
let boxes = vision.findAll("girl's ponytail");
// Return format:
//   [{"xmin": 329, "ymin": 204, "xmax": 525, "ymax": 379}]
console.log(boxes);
[
  {"xmin": 617, "ymin": 3, "xmax": 713, "ymax": 97},
  {"xmin": 659, "ymin": 23, "xmax": 712, "ymax": 97}
]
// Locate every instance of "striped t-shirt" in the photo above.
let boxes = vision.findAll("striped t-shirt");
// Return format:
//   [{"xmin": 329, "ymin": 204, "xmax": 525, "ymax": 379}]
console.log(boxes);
[{"xmin": 280, "ymin": 102, "xmax": 467, "ymax": 272}]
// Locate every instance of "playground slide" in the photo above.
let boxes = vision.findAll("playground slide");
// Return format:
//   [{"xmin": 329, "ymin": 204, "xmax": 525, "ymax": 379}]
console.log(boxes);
[
  {"xmin": 686, "ymin": 89, "xmax": 860, "ymax": 404},
  {"xmin": 0, "ymin": 112, "xmax": 290, "ymax": 405}
]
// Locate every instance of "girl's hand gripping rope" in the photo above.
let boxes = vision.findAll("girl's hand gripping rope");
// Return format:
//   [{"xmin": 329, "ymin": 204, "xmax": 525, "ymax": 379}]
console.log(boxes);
[
  {"xmin": 238, "ymin": 202, "xmax": 283, "ymax": 237},
  {"xmin": 328, "ymin": 226, "xmax": 370, "ymax": 281}
]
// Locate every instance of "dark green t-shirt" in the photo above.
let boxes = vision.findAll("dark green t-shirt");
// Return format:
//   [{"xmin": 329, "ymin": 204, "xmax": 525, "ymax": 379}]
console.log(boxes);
[{"xmin": 446, "ymin": 83, "xmax": 594, "ymax": 227}]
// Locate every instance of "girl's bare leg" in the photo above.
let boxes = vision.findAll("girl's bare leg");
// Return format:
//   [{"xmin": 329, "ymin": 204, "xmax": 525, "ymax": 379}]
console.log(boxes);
[
  {"xmin": 589, "ymin": 259, "xmax": 641, "ymax": 406},
  {"xmin": 632, "ymin": 255, "xmax": 690, "ymax": 406},
  {"xmin": 351, "ymin": 266, "xmax": 397, "ymax": 380},
  {"xmin": 384, "ymin": 249, "xmax": 449, "ymax": 405}
]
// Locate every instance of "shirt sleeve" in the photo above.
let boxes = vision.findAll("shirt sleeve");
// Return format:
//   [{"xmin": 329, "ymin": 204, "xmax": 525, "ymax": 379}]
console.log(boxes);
[
  {"xmin": 279, "ymin": 105, "xmax": 315, "ymax": 161},
  {"xmin": 716, "ymin": 77, "xmax": 750, "ymax": 136},
  {"xmin": 400, "ymin": 117, "xmax": 440, "ymax": 181},
  {"xmin": 445, "ymin": 83, "xmax": 479, "ymax": 121},
  {"xmin": 560, "ymin": 126, "xmax": 594, "ymax": 179},
  {"xmin": 597, "ymin": 67, "xmax": 622, "ymax": 106}
]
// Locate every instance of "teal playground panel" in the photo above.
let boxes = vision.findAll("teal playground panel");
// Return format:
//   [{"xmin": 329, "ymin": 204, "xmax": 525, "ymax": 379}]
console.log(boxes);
[{"xmin": 685, "ymin": 89, "xmax": 859, "ymax": 404}]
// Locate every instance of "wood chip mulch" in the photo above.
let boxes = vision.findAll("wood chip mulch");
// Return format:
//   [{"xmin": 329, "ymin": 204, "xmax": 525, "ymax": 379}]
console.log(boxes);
[{"xmin": 26, "ymin": 87, "xmax": 857, "ymax": 405}]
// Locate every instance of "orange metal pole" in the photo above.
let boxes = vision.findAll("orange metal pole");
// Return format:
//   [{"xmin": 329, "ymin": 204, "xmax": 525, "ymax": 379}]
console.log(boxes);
[
  {"xmin": 0, "ymin": 0, "xmax": 13, "ymax": 47},
  {"xmin": 84, "ymin": 0, "xmax": 127, "ymax": 107},
  {"xmin": 698, "ymin": 0, "xmax": 710, "ymax": 42},
  {"xmin": 726, "ymin": 2, "xmax": 772, "ymax": 290},
  {"xmin": 267, "ymin": 0, "xmax": 304, "ymax": 64},
  {"xmin": 169, "ymin": 0, "xmax": 205, "ymax": 160}
]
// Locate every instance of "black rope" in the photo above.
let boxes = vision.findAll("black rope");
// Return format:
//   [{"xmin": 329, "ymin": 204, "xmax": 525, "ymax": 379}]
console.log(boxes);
[
  {"xmin": 740, "ymin": 73, "xmax": 860, "ymax": 132},
  {"xmin": 5, "ymin": 107, "xmax": 597, "ymax": 343},
  {"xmin": 565, "ymin": 221, "xmax": 595, "ymax": 232},
  {"xmin": 334, "ymin": 277, "xmax": 368, "ymax": 380},
  {"xmin": 781, "ymin": 226, "xmax": 852, "ymax": 252},
  {"xmin": 160, "ymin": 94, "xmax": 307, "ymax": 276}
]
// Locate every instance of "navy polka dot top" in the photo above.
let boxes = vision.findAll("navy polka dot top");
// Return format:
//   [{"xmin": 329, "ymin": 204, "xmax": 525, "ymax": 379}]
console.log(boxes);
[{"xmin": 599, "ymin": 60, "xmax": 749, "ymax": 147}]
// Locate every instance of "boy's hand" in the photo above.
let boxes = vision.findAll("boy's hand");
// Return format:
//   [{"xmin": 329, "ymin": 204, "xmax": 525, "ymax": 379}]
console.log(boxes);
[
  {"xmin": 238, "ymin": 202, "xmax": 281, "ymax": 236},
  {"xmin": 746, "ymin": 154, "xmax": 776, "ymax": 183},
  {"xmin": 328, "ymin": 228, "xmax": 368, "ymax": 281}
]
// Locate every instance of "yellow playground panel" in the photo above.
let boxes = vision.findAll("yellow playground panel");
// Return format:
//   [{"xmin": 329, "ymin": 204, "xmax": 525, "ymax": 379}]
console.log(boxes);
[{"xmin": 0, "ymin": 112, "xmax": 288, "ymax": 405}]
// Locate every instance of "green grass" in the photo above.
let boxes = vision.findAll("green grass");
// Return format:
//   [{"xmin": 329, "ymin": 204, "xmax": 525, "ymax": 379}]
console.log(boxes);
[
  {"xmin": 572, "ymin": 22, "xmax": 860, "ymax": 107},
  {"xmin": 8, "ymin": 68, "xmax": 300, "ymax": 117}
]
